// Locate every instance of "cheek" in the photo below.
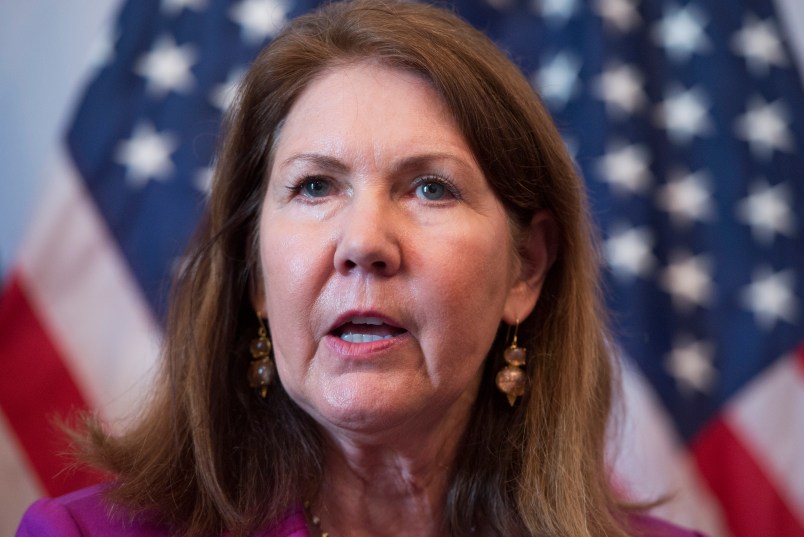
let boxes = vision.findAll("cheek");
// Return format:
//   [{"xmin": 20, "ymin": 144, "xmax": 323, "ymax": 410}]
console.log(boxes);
[
  {"xmin": 417, "ymin": 230, "xmax": 515, "ymax": 350},
  {"xmin": 258, "ymin": 219, "xmax": 330, "ymax": 359},
  {"xmin": 260, "ymin": 216, "xmax": 329, "ymax": 301},
  {"xmin": 436, "ymin": 225, "xmax": 515, "ymax": 301}
]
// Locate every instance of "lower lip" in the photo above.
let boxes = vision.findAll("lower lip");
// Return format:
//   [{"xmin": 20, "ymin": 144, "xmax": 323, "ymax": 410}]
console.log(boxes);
[{"xmin": 323, "ymin": 332, "xmax": 410, "ymax": 358}]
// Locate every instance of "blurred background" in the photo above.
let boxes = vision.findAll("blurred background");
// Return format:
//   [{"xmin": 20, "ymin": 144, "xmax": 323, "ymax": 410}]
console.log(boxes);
[{"xmin": 1, "ymin": 0, "xmax": 802, "ymax": 535}]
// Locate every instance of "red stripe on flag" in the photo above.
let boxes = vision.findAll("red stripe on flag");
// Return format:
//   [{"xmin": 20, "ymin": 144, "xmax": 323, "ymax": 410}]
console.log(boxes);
[
  {"xmin": 691, "ymin": 417, "xmax": 804, "ymax": 537},
  {"xmin": 0, "ymin": 273, "xmax": 104, "ymax": 497}
]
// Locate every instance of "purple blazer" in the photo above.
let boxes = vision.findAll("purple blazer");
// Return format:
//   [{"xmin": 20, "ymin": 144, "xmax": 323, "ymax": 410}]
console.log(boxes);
[
  {"xmin": 16, "ymin": 484, "xmax": 705, "ymax": 537},
  {"xmin": 15, "ymin": 485, "xmax": 307, "ymax": 537}
]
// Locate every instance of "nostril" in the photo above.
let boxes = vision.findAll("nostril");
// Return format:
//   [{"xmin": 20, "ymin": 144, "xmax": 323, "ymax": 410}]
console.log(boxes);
[
  {"xmin": 334, "ymin": 227, "xmax": 401, "ymax": 275},
  {"xmin": 341, "ymin": 258, "xmax": 389, "ymax": 273}
]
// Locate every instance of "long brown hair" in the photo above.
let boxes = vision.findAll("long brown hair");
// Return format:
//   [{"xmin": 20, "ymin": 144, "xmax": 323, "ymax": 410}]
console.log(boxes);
[{"xmin": 79, "ymin": 1, "xmax": 634, "ymax": 535}]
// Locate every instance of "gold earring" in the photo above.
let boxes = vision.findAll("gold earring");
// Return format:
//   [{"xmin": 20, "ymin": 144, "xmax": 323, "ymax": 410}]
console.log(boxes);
[
  {"xmin": 495, "ymin": 320, "xmax": 527, "ymax": 406},
  {"xmin": 248, "ymin": 313, "xmax": 275, "ymax": 398}
]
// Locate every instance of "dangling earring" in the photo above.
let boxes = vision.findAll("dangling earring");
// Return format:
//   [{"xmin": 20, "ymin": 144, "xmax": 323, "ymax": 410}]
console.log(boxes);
[
  {"xmin": 248, "ymin": 313, "xmax": 275, "ymax": 398},
  {"xmin": 495, "ymin": 320, "xmax": 527, "ymax": 406}
]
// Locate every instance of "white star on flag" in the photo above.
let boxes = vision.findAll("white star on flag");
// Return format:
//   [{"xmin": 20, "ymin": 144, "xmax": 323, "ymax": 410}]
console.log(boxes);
[
  {"xmin": 734, "ymin": 96, "xmax": 794, "ymax": 160},
  {"xmin": 230, "ymin": 0, "xmax": 290, "ymax": 45},
  {"xmin": 740, "ymin": 267, "xmax": 798, "ymax": 331},
  {"xmin": 194, "ymin": 166, "xmax": 215, "ymax": 195},
  {"xmin": 210, "ymin": 67, "xmax": 247, "ymax": 112},
  {"xmin": 652, "ymin": 3, "xmax": 711, "ymax": 62},
  {"xmin": 535, "ymin": 0, "xmax": 578, "ymax": 24},
  {"xmin": 594, "ymin": 0, "xmax": 640, "ymax": 33},
  {"xmin": 665, "ymin": 335, "xmax": 717, "ymax": 396},
  {"xmin": 660, "ymin": 251, "xmax": 714, "ymax": 312},
  {"xmin": 134, "ymin": 35, "xmax": 198, "ymax": 97},
  {"xmin": 88, "ymin": 25, "xmax": 118, "ymax": 70},
  {"xmin": 596, "ymin": 142, "xmax": 653, "ymax": 195},
  {"xmin": 605, "ymin": 225, "xmax": 656, "ymax": 279},
  {"xmin": 654, "ymin": 86, "xmax": 714, "ymax": 144},
  {"xmin": 162, "ymin": 0, "xmax": 208, "ymax": 16},
  {"xmin": 115, "ymin": 121, "xmax": 179, "ymax": 187},
  {"xmin": 562, "ymin": 136, "xmax": 580, "ymax": 161},
  {"xmin": 593, "ymin": 62, "xmax": 647, "ymax": 119},
  {"xmin": 534, "ymin": 51, "xmax": 582, "ymax": 110},
  {"xmin": 735, "ymin": 179, "xmax": 795, "ymax": 246},
  {"xmin": 655, "ymin": 168, "xmax": 716, "ymax": 228},
  {"xmin": 731, "ymin": 14, "xmax": 788, "ymax": 76}
]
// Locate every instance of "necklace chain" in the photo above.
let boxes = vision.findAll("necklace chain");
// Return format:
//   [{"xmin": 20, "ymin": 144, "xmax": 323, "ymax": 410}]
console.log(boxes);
[
  {"xmin": 304, "ymin": 501, "xmax": 330, "ymax": 537},
  {"xmin": 304, "ymin": 500, "xmax": 477, "ymax": 536}
]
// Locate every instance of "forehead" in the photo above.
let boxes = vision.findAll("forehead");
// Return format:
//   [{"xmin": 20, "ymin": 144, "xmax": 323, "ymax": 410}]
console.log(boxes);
[{"xmin": 271, "ymin": 62, "xmax": 477, "ymax": 168}]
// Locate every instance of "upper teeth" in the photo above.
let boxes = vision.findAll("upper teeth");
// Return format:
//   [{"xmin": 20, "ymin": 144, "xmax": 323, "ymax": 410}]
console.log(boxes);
[
  {"xmin": 351, "ymin": 316, "xmax": 383, "ymax": 325},
  {"xmin": 340, "ymin": 333, "xmax": 392, "ymax": 343}
]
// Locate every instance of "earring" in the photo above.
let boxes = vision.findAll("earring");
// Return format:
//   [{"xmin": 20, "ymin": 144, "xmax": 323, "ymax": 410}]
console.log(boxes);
[
  {"xmin": 495, "ymin": 320, "xmax": 527, "ymax": 406},
  {"xmin": 247, "ymin": 313, "xmax": 275, "ymax": 398}
]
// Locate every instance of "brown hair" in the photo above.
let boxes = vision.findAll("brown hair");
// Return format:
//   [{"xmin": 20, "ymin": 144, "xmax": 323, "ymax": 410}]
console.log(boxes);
[{"xmin": 80, "ymin": 1, "xmax": 635, "ymax": 535}]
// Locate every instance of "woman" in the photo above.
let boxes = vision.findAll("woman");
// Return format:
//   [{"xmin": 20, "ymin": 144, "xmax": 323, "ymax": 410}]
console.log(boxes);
[{"xmin": 18, "ymin": 1, "xmax": 704, "ymax": 536}]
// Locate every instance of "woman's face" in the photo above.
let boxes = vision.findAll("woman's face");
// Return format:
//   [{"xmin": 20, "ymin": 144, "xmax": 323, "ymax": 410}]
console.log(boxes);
[{"xmin": 256, "ymin": 63, "xmax": 535, "ymax": 438}]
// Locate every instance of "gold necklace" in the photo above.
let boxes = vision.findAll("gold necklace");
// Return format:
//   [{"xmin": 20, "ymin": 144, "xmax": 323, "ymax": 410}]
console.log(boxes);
[{"xmin": 303, "ymin": 500, "xmax": 330, "ymax": 537}]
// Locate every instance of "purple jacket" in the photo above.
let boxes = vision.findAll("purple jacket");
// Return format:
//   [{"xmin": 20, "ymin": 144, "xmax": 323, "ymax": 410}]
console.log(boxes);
[
  {"xmin": 16, "ymin": 485, "xmax": 705, "ymax": 537},
  {"xmin": 15, "ymin": 486, "xmax": 307, "ymax": 537}
]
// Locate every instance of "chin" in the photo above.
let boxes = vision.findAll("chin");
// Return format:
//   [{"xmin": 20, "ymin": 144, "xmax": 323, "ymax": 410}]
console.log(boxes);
[
  {"xmin": 304, "ymin": 381, "xmax": 473, "ymax": 444},
  {"xmin": 316, "ymin": 389, "xmax": 419, "ymax": 434}
]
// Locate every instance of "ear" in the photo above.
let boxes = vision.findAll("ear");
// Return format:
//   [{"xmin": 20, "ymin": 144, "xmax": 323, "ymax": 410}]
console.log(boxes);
[{"xmin": 502, "ymin": 210, "xmax": 558, "ymax": 324}]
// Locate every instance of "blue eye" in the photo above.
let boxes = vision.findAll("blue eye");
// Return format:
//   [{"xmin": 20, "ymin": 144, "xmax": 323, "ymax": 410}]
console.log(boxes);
[
  {"xmin": 301, "ymin": 178, "xmax": 331, "ymax": 197},
  {"xmin": 416, "ymin": 181, "xmax": 448, "ymax": 201}
]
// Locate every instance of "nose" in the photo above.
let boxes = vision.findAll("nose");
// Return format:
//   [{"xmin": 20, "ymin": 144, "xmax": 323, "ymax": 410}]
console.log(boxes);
[{"xmin": 333, "ymin": 192, "xmax": 401, "ymax": 277}]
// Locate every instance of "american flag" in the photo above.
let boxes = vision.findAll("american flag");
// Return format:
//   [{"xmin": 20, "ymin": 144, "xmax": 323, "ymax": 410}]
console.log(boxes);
[{"xmin": 1, "ymin": 0, "xmax": 802, "ymax": 535}]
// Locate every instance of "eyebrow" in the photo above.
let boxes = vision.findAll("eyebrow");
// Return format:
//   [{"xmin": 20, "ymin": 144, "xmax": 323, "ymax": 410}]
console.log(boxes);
[
  {"xmin": 278, "ymin": 153, "xmax": 349, "ymax": 174},
  {"xmin": 278, "ymin": 152, "xmax": 476, "ymax": 175}
]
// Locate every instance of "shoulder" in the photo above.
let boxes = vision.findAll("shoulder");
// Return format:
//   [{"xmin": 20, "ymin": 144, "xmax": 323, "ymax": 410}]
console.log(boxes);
[
  {"xmin": 15, "ymin": 484, "xmax": 168, "ymax": 537},
  {"xmin": 15, "ymin": 484, "xmax": 309, "ymax": 537},
  {"xmin": 628, "ymin": 513, "xmax": 709, "ymax": 537}
]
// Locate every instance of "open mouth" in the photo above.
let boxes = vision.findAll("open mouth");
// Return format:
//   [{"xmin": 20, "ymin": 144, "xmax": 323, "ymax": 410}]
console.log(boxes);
[{"xmin": 331, "ymin": 315, "xmax": 408, "ymax": 343}]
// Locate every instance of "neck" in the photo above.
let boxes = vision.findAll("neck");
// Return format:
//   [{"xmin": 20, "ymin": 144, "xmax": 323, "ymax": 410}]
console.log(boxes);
[{"xmin": 309, "ymin": 390, "xmax": 478, "ymax": 537}]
